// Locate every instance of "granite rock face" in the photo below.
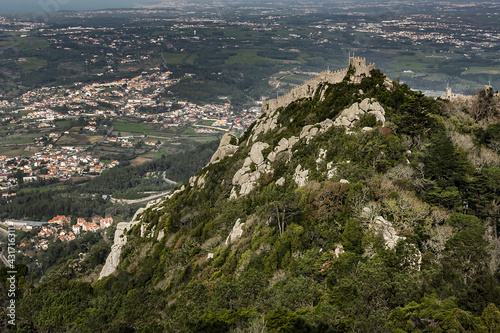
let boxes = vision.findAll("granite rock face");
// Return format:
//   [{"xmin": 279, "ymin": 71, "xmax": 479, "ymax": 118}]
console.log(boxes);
[
  {"xmin": 372, "ymin": 216, "xmax": 405, "ymax": 250},
  {"xmin": 99, "ymin": 221, "xmax": 139, "ymax": 279},
  {"xmin": 99, "ymin": 198, "xmax": 163, "ymax": 280},
  {"xmin": 293, "ymin": 164, "xmax": 309, "ymax": 188},
  {"xmin": 249, "ymin": 111, "xmax": 279, "ymax": 142},
  {"xmin": 231, "ymin": 142, "xmax": 272, "ymax": 198},
  {"xmin": 267, "ymin": 137, "xmax": 298, "ymax": 162},
  {"xmin": 334, "ymin": 98, "xmax": 386, "ymax": 129},
  {"xmin": 210, "ymin": 132, "xmax": 239, "ymax": 164},
  {"xmin": 225, "ymin": 218, "xmax": 245, "ymax": 245},
  {"xmin": 299, "ymin": 119, "xmax": 334, "ymax": 143}
]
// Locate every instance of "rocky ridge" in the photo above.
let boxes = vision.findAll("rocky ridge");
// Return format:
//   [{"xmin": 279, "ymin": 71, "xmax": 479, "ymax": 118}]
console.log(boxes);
[{"xmin": 101, "ymin": 57, "xmax": 401, "ymax": 279}]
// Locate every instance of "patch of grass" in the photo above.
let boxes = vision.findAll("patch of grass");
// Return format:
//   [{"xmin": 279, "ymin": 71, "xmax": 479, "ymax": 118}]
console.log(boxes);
[
  {"xmin": 14, "ymin": 39, "xmax": 50, "ymax": 51},
  {"xmin": 188, "ymin": 135, "xmax": 219, "ymax": 143},
  {"xmin": 185, "ymin": 54, "xmax": 197, "ymax": 65},
  {"xmin": 0, "ymin": 149, "xmax": 24, "ymax": 157},
  {"xmin": 16, "ymin": 57, "xmax": 47, "ymax": 73},
  {"xmin": 88, "ymin": 136, "xmax": 104, "ymax": 144},
  {"xmin": 146, "ymin": 152, "xmax": 165, "ymax": 158},
  {"xmin": 57, "ymin": 134, "xmax": 91, "ymax": 146},
  {"xmin": 18, "ymin": 185, "xmax": 68, "ymax": 194},
  {"xmin": 113, "ymin": 122, "xmax": 154, "ymax": 133},
  {"xmin": 130, "ymin": 157, "xmax": 152, "ymax": 166},
  {"xmin": 55, "ymin": 120, "xmax": 73, "ymax": 128},
  {"xmin": 461, "ymin": 67, "xmax": 500, "ymax": 75},
  {"xmin": 225, "ymin": 49, "xmax": 280, "ymax": 65},
  {"xmin": 162, "ymin": 52, "xmax": 187, "ymax": 65},
  {"xmin": 199, "ymin": 120, "xmax": 215, "ymax": 126},
  {"xmin": 182, "ymin": 128, "xmax": 196, "ymax": 135}
]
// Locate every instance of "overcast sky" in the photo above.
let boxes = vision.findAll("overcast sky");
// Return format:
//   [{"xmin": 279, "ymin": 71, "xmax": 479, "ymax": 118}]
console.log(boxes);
[{"xmin": 0, "ymin": 0, "xmax": 159, "ymax": 14}]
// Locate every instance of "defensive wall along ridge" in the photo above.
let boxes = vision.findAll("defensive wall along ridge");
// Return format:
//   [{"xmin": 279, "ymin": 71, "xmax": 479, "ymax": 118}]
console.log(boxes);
[{"xmin": 263, "ymin": 57, "xmax": 375, "ymax": 115}]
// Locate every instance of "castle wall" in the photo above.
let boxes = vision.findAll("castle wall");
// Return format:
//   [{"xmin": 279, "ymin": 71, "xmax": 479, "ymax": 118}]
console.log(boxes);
[
  {"xmin": 263, "ymin": 68, "xmax": 348, "ymax": 114},
  {"xmin": 263, "ymin": 57, "xmax": 375, "ymax": 114}
]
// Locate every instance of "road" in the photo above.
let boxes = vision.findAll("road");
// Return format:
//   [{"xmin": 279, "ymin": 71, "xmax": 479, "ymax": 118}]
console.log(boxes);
[
  {"xmin": 80, "ymin": 125, "xmax": 115, "ymax": 154},
  {"xmin": 111, "ymin": 190, "xmax": 172, "ymax": 205},
  {"xmin": 162, "ymin": 172, "xmax": 179, "ymax": 185},
  {"xmin": 0, "ymin": 252, "xmax": 10, "ymax": 267}
]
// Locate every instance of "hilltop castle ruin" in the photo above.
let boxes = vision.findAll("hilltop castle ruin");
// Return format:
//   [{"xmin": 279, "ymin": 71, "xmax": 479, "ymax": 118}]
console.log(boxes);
[{"xmin": 263, "ymin": 57, "xmax": 376, "ymax": 114}]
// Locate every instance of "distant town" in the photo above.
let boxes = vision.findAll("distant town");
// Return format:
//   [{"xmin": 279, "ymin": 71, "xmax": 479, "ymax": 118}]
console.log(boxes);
[{"xmin": 0, "ymin": 70, "xmax": 261, "ymax": 193}]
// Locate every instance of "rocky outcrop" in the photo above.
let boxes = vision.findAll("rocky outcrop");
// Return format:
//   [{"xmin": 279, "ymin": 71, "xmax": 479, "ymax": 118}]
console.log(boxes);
[
  {"xmin": 326, "ymin": 161, "xmax": 337, "ymax": 179},
  {"xmin": 333, "ymin": 244, "xmax": 344, "ymax": 258},
  {"xmin": 293, "ymin": 164, "xmax": 309, "ymax": 187},
  {"xmin": 167, "ymin": 185, "xmax": 185, "ymax": 199},
  {"xmin": 383, "ymin": 77, "xmax": 394, "ymax": 90},
  {"xmin": 316, "ymin": 148, "xmax": 327, "ymax": 165},
  {"xmin": 99, "ymin": 221, "xmax": 139, "ymax": 279},
  {"xmin": 334, "ymin": 98, "xmax": 385, "ymax": 129},
  {"xmin": 267, "ymin": 136, "xmax": 298, "ymax": 162},
  {"xmin": 225, "ymin": 218, "xmax": 245, "ymax": 245},
  {"xmin": 189, "ymin": 173, "xmax": 207, "ymax": 189},
  {"xmin": 231, "ymin": 142, "xmax": 272, "ymax": 198},
  {"xmin": 249, "ymin": 111, "xmax": 280, "ymax": 142},
  {"xmin": 299, "ymin": 118, "xmax": 334, "ymax": 143},
  {"xmin": 249, "ymin": 142, "xmax": 269, "ymax": 165},
  {"xmin": 372, "ymin": 216, "xmax": 405, "ymax": 250},
  {"xmin": 99, "ymin": 196, "xmax": 166, "ymax": 280},
  {"xmin": 210, "ymin": 132, "xmax": 239, "ymax": 164}
]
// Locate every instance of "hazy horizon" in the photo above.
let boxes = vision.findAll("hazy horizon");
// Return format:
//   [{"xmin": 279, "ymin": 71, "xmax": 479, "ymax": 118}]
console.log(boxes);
[
  {"xmin": 0, "ymin": 0, "xmax": 159, "ymax": 14},
  {"xmin": 0, "ymin": 0, "xmax": 487, "ymax": 16}
]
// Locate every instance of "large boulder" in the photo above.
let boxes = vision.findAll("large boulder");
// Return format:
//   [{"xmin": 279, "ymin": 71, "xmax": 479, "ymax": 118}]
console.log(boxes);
[
  {"xmin": 249, "ymin": 142, "xmax": 270, "ymax": 165},
  {"xmin": 293, "ymin": 164, "xmax": 309, "ymax": 187},
  {"xmin": 299, "ymin": 119, "xmax": 334, "ymax": 144},
  {"xmin": 334, "ymin": 98, "xmax": 386, "ymax": 130},
  {"xmin": 210, "ymin": 132, "xmax": 239, "ymax": 164}
]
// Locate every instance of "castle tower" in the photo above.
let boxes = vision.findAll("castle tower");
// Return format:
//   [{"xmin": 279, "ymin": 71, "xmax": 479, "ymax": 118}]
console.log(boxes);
[
  {"xmin": 446, "ymin": 87, "xmax": 452, "ymax": 99},
  {"xmin": 348, "ymin": 56, "xmax": 375, "ymax": 82},
  {"xmin": 349, "ymin": 56, "xmax": 365, "ymax": 69}
]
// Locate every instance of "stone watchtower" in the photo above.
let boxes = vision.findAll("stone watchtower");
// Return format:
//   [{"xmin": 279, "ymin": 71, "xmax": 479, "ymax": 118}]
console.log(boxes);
[{"xmin": 349, "ymin": 57, "xmax": 375, "ymax": 82}]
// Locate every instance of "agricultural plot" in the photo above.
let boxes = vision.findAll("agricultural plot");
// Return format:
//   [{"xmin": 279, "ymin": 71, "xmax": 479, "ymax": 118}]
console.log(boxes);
[{"xmin": 113, "ymin": 121, "xmax": 155, "ymax": 134}]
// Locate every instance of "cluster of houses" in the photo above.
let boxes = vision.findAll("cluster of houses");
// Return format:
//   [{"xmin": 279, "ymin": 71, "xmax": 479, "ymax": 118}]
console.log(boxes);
[
  {"xmin": 9, "ymin": 71, "xmax": 177, "ymax": 116},
  {"xmin": 35, "ymin": 214, "xmax": 114, "ymax": 246},
  {"xmin": 1, "ymin": 66, "xmax": 259, "ymax": 134},
  {"xmin": 0, "ymin": 151, "xmax": 120, "ymax": 191},
  {"xmin": 71, "ymin": 216, "xmax": 114, "ymax": 235},
  {"xmin": 21, "ymin": 109, "xmax": 65, "ymax": 121}
]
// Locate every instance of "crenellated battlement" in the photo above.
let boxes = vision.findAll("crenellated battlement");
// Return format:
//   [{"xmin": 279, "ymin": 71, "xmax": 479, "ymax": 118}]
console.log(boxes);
[{"xmin": 263, "ymin": 57, "xmax": 376, "ymax": 114}]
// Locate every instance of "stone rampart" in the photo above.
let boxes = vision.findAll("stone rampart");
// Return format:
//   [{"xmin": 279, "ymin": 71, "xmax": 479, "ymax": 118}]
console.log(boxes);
[
  {"xmin": 263, "ymin": 69, "xmax": 348, "ymax": 115},
  {"xmin": 263, "ymin": 57, "xmax": 375, "ymax": 114}
]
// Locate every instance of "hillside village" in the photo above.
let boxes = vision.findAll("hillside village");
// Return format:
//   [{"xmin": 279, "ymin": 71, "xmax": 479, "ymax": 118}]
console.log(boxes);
[
  {"xmin": 0, "ymin": 70, "xmax": 261, "ymax": 194},
  {"xmin": 4, "ymin": 214, "xmax": 115, "ymax": 251},
  {"xmin": 0, "ymin": 71, "xmax": 257, "ymax": 130}
]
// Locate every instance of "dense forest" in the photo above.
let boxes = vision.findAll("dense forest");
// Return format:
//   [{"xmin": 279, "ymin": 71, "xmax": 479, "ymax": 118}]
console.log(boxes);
[{"xmin": 2, "ymin": 69, "xmax": 500, "ymax": 332}]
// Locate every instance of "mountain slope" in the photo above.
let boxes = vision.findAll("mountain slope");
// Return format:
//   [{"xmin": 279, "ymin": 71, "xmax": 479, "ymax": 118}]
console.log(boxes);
[{"xmin": 11, "ymin": 59, "xmax": 500, "ymax": 332}]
